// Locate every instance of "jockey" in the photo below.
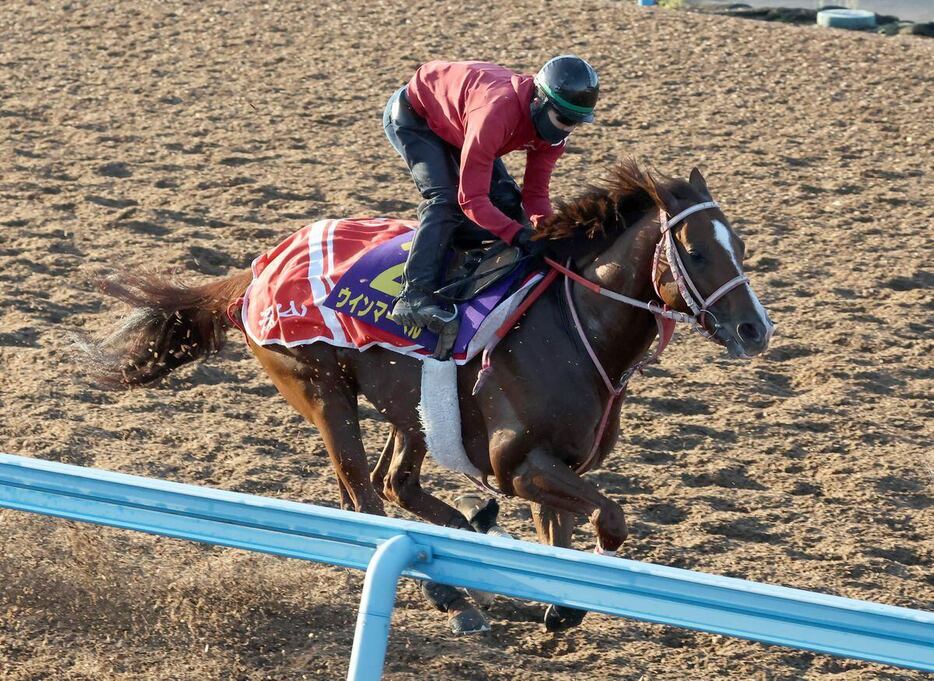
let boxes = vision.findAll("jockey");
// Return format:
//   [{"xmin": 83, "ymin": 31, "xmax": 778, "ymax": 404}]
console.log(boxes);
[{"xmin": 383, "ymin": 56, "xmax": 600, "ymax": 329}]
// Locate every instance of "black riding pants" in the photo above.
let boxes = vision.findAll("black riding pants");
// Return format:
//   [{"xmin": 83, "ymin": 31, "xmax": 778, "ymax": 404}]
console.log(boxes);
[{"xmin": 382, "ymin": 86, "xmax": 526, "ymax": 293}]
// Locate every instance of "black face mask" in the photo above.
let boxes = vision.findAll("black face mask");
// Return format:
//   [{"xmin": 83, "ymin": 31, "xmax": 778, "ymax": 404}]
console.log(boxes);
[{"xmin": 531, "ymin": 100, "xmax": 571, "ymax": 146}]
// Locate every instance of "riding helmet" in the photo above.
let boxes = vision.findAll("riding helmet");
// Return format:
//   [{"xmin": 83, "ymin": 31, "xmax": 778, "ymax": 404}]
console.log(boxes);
[{"xmin": 533, "ymin": 55, "xmax": 599, "ymax": 124}]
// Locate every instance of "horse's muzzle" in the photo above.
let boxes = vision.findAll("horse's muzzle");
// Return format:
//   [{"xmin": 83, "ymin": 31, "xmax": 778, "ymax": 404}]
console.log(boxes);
[{"xmin": 723, "ymin": 317, "xmax": 774, "ymax": 358}]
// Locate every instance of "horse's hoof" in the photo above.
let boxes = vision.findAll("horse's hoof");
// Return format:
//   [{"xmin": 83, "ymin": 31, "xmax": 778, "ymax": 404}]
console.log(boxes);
[
  {"xmin": 453, "ymin": 494, "xmax": 500, "ymax": 533},
  {"xmin": 462, "ymin": 586, "xmax": 496, "ymax": 608},
  {"xmin": 449, "ymin": 605, "xmax": 490, "ymax": 634},
  {"xmin": 422, "ymin": 581, "xmax": 491, "ymax": 633},
  {"xmin": 544, "ymin": 604, "xmax": 587, "ymax": 632}
]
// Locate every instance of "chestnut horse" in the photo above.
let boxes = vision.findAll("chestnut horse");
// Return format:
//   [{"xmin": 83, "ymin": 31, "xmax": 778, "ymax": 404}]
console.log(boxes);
[{"xmin": 80, "ymin": 160, "xmax": 773, "ymax": 632}]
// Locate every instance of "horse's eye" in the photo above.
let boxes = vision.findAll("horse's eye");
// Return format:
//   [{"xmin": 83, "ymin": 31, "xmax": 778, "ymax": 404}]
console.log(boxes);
[{"xmin": 689, "ymin": 250, "xmax": 705, "ymax": 263}]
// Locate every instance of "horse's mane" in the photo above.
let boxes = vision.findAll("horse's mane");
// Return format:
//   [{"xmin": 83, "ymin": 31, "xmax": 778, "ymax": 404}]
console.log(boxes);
[{"xmin": 536, "ymin": 158, "xmax": 705, "ymax": 258}]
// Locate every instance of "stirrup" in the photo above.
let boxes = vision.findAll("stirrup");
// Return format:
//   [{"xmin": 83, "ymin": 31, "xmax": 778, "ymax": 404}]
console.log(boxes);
[{"xmin": 426, "ymin": 304, "xmax": 458, "ymax": 326}]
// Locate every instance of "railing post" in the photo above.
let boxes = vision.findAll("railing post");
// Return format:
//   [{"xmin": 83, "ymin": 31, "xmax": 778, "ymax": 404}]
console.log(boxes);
[{"xmin": 346, "ymin": 534, "xmax": 419, "ymax": 681}]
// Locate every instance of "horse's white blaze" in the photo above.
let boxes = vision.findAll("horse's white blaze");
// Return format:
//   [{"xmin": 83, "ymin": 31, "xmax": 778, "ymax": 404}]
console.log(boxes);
[
  {"xmin": 712, "ymin": 220, "xmax": 772, "ymax": 333},
  {"xmin": 747, "ymin": 287, "xmax": 772, "ymax": 334},
  {"xmin": 712, "ymin": 220, "xmax": 740, "ymax": 269}
]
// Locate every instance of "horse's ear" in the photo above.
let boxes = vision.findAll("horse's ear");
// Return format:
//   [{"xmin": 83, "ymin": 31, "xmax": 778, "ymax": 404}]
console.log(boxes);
[
  {"xmin": 689, "ymin": 167, "xmax": 712, "ymax": 199},
  {"xmin": 654, "ymin": 182, "xmax": 677, "ymax": 212}
]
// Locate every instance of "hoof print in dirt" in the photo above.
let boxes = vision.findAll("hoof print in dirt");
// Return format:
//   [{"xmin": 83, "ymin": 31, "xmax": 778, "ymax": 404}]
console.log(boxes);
[
  {"xmin": 85, "ymin": 195, "xmax": 139, "ymax": 209},
  {"xmin": 96, "ymin": 162, "xmax": 132, "ymax": 178}
]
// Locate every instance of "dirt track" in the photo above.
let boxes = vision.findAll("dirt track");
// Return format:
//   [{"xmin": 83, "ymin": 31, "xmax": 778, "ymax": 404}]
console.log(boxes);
[{"xmin": 1, "ymin": 1, "xmax": 932, "ymax": 679}]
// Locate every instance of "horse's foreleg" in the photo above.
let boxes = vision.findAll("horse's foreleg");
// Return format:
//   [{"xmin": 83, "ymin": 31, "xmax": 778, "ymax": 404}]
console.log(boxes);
[
  {"xmin": 386, "ymin": 430, "xmax": 490, "ymax": 633},
  {"xmin": 530, "ymin": 502, "xmax": 577, "ymax": 546},
  {"xmin": 506, "ymin": 447, "xmax": 627, "ymax": 552},
  {"xmin": 530, "ymin": 502, "xmax": 588, "ymax": 631}
]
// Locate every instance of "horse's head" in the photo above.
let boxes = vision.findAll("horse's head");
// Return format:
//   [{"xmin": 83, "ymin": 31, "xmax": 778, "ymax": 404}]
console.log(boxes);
[{"xmin": 653, "ymin": 168, "xmax": 774, "ymax": 359}]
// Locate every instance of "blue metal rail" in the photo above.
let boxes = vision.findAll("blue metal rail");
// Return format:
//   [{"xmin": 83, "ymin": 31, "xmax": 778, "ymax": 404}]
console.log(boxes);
[{"xmin": 1, "ymin": 453, "xmax": 931, "ymax": 679}]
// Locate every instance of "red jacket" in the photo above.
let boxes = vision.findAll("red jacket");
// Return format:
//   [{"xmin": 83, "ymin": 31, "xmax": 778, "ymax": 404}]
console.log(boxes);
[{"xmin": 406, "ymin": 61, "xmax": 565, "ymax": 244}]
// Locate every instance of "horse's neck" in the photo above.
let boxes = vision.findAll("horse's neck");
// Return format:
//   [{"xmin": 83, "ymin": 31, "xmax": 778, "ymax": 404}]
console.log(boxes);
[{"xmin": 573, "ymin": 212, "xmax": 661, "ymax": 384}]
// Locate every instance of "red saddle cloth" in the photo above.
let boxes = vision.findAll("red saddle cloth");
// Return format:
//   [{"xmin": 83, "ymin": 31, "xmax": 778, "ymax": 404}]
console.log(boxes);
[
  {"xmin": 242, "ymin": 218, "xmax": 425, "ymax": 354},
  {"xmin": 241, "ymin": 217, "xmax": 539, "ymax": 363}
]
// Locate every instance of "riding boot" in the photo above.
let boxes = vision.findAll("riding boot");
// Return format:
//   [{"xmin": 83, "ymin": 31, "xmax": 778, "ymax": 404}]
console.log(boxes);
[{"xmin": 389, "ymin": 194, "xmax": 461, "ymax": 329}]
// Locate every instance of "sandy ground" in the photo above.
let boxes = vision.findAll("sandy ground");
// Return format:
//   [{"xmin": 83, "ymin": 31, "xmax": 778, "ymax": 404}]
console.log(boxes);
[{"xmin": 1, "ymin": 1, "xmax": 932, "ymax": 679}]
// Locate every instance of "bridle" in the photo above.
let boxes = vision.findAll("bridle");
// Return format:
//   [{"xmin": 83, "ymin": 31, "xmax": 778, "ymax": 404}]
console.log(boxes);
[
  {"xmin": 547, "ymin": 201, "xmax": 750, "ymax": 341},
  {"xmin": 543, "ymin": 200, "xmax": 752, "ymax": 473},
  {"xmin": 470, "ymin": 200, "xmax": 756, "ymax": 483},
  {"xmin": 652, "ymin": 201, "xmax": 750, "ymax": 343}
]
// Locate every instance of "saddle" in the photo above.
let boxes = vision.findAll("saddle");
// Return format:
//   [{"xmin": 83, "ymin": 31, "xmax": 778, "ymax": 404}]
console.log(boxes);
[
  {"xmin": 430, "ymin": 241, "xmax": 526, "ymax": 358},
  {"xmin": 440, "ymin": 241, "xmax": 523, "ymax": 300}
]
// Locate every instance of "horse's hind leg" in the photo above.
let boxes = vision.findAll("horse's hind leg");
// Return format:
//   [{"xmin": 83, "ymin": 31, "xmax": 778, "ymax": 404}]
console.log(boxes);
[
  {"xmin": 531, "ymin": 503, "xmax": 587, "ymax": 632},
  {"xmin": 250, "ymin": 344, "xmax": 384, "ymax": 516},
  {"xmin": 384, "ymin": 429, "xmax": 471, "ymax": 529}
]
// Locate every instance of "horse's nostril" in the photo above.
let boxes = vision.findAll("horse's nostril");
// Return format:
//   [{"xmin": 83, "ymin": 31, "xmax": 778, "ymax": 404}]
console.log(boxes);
[{"xmin": 737, "ymin": 322, "xmax": 763, "ymax": 344}]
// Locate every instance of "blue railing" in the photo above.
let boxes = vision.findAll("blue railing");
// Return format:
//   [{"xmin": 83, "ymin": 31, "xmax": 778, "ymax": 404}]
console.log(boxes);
[{"xmin": 1, "ymin": 453, "xmax": 931, "ymax": 679}]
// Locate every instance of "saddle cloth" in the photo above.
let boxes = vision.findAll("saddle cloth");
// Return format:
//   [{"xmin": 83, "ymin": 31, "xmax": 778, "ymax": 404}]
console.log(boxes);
[{"xmin": 241, "ymin": 218, "xmax": 541, "ymax": 364}]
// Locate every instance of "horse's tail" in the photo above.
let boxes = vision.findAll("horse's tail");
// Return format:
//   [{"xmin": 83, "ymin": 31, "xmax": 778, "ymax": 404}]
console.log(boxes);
[{"xmin": 76, "ymin": 269, "xmax": 253, "ymax": 388}]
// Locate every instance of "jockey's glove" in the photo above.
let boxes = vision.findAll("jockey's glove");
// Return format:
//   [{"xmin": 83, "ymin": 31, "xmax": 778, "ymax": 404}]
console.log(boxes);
[{"xmin": 514, "ymin": 227, "xmax": 548, "ymax": 258}]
